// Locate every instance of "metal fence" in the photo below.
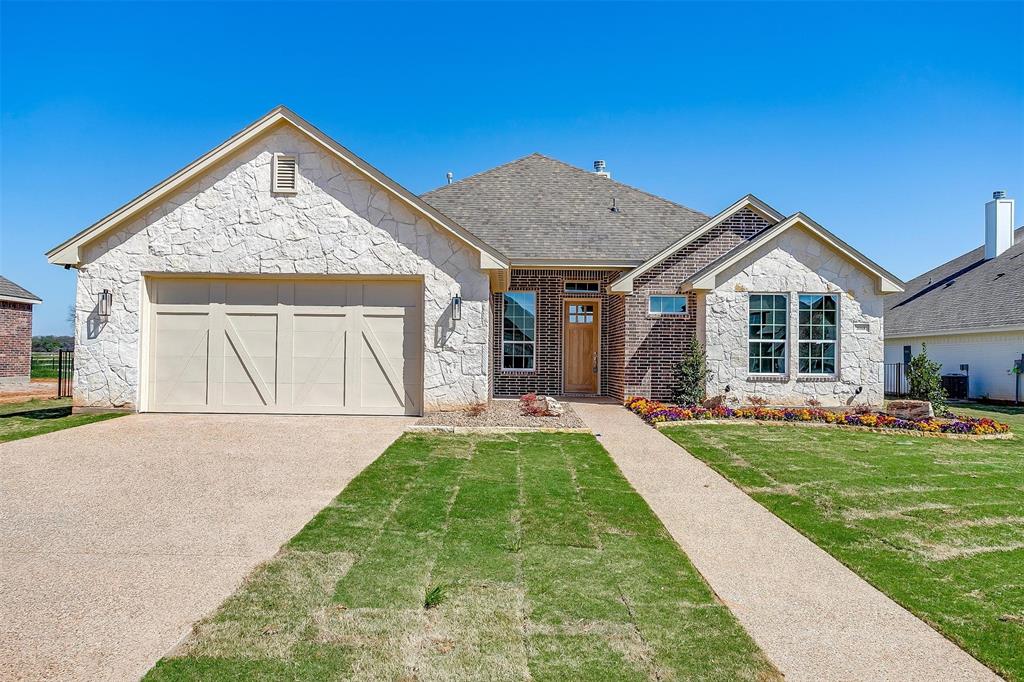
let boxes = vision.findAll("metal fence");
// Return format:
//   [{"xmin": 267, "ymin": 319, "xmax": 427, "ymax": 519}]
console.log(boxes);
[
  {"xmin": 884, "ymin": 363, "xmax": 908, "ymax": 397},
  {"xmin": 56, "ymin": 350, "xmax": 74, "ymax": 399}
]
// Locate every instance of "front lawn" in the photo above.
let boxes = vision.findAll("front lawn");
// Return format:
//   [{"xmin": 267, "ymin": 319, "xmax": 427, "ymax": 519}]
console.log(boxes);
[
  {"xmin": 663, "ymin": 403, "xmax": 1024, "ymax": 680},
  {"xmin": 0, "ymin": 398, "xmax": 125, "ymax": 443},
  {"xmin": 147, "ymin": 432, "xmax": 779, "ymax": 681}
]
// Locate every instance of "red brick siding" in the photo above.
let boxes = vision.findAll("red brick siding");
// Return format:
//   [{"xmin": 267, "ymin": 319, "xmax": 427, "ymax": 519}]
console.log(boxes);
[
  {"xmin": 624, "ymin": 208, "xmax": 773, "ymax": 400},
  {"xmin": 492, "ymin": 269, "xmax": 624, "ymax": 398},
  {"xmin": 0, "ymin": 301, "xmax": 33, "ymax": 380}
]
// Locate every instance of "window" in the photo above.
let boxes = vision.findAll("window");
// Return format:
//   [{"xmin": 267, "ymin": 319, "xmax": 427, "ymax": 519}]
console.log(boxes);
[
  {"xmin": 272, "ymin": 153, "xmax": 298, "ymax": 194},
  {"xmin": 748, "ymin": 294, "xmax": 788, "ymax": 374},
  {"xmin": 798, "ymin": 294, "xmax": 838, "ymax": 374},
  {"xmin": 903, "ymin": 345, "xmax": 912, "ymax": 365},
  {"xmin": 564, "ymin": 281, "xmax": 600, "ymax": 295},
  {"xmin": 502, "ymin": 292, "xmax": 536, "ymax": 370},
  {"xmin": 648, "ymin": 295, "xmax": 688, "ymax": 316},
  {"xmin": 568, "ymin": 303, "xmax": 594, "ymax": 324}
]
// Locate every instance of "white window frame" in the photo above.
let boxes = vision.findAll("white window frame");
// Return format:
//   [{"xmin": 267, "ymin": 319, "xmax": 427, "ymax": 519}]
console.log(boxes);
[
  {"xmin": 501, "ymin": 291, "xmax": 536, "ymax": 372},
  {"xmin": 747, "ymin": 293, "xmax": 789, "ymax": 375},
  {"xmin": 797, "ymin": 293, "xmax": 839, "ymax": 376},
  {"xmin": 648, "ymin": 294, "xmax": 689, "ymax": 317}
]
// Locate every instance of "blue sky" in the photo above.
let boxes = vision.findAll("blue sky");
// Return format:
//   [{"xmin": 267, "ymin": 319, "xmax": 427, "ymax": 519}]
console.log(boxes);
[{"xmin": 2, "ymin": 1, "xmax": 1022, "ymax": 335}]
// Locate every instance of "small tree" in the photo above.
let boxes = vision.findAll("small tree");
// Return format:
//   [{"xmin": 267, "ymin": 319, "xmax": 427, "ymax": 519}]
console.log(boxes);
[
  {"xmin": 672, "ymin": 338, "xmax": 711, "ymax": 406},
  {"xmin": 906, "ymin": 343, "xmax": 947, "ymax": 414}
]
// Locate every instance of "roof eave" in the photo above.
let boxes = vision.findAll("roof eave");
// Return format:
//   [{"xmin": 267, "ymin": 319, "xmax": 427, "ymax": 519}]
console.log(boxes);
[{"xmin": 0, "ymin": 294, "xmax": 42, "ymax": 305}]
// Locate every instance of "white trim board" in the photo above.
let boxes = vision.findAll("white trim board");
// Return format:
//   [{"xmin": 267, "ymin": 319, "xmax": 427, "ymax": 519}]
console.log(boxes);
[{"xmin": 47, "ymin": 105, "xmax": 509, "ymax": 271}]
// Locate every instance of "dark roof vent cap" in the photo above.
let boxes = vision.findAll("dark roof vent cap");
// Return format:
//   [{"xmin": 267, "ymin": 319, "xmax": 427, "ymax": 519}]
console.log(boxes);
[{"xmin": 993, "ymin": 190, "xmax": 1007, "ymax": 199}]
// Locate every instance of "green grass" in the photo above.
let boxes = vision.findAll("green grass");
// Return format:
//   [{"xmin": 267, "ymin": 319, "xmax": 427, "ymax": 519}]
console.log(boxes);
[
  {"xmin": 662, "ymin": 402, "xmax": 1024, "ymax": 681},
  {"xmin": 0, "ymin": 398, "xmax": 125, "ymax": 443},
  {"xmin": 146, "ymin": 433, "xmax": 779, "ymax": 681}
]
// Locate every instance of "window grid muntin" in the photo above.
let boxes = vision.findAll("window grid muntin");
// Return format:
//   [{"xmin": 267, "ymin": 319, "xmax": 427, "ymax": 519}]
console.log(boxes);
[
  {"xmin": 748, "ymin": 294, "xmax": 788, "ymax": 374},
  {"xmin": 502, "ymin": 292, "xmax": 536, "ymax": 370},
  {"xmin": 798, "ymin": 294, "xmax": 838, "ymax": 375},
  {"xmin": 568, "ymin": 303, "xmax": 594, "ymax": 324},
  {"xmin": 648, "ymin": 295, "xmax": 688, "ymax": 316}
]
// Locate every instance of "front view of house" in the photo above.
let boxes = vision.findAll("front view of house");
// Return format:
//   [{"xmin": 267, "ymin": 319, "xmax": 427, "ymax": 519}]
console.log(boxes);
[{"xmin": 47, "ymin": 107, "xmax": 903, "ymax": 414}]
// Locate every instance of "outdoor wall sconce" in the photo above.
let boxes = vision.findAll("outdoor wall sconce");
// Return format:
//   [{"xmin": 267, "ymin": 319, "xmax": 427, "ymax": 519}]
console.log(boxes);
[
  {"xmin": 98, "ymin": 289, "xmax": 113, "ymax": 320},
  {"xmin": 451, "ymin": 294, "xmax": 462, "ymax": 321}
]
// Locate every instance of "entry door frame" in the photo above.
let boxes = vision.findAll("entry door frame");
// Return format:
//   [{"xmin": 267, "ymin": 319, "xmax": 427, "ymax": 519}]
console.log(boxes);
[{"xmin": 562, "ymin": 297, "xmax": 601, "ymax": 395}]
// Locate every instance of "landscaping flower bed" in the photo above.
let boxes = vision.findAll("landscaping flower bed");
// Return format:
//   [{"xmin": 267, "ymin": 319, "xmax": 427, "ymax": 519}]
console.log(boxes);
[{"xmin": 625, "ymin": 397, "xmax": 1011, "ymax": 436}]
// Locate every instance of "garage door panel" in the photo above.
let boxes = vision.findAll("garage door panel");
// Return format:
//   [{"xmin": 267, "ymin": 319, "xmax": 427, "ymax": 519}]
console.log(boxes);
[
  {"xmin": 225, "ymin": 279, "xmax": 281, "ymax": 306},
  {"xmin": 147, "ymin": 278, "xmax": 421, "ymax": 415},
  {"xmin": 294, "ymin": 281, "xmax": 358, "ymax": 307},
  {"xmin": 154, "ymin": 279, "xmax": 212, "ymax": 305},
  {"xmin": 292, "ymin": 314, "xmax": 348, "ymax": 408},
  {"xmin": 152, "ymin": 312, "xmax": 210, "ymax": 407},
  {"xmin": 362, "ymin": 282, "xmax": 420, "ymax": 307}
]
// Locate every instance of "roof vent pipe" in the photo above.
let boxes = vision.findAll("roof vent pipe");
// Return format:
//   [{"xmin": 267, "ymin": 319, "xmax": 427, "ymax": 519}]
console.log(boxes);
[
  {"xmin": 446, "ymin": 171, "xmax": 453, "ymax": 185},
  {"xmin": 985, "ymin": 190, "xmax": 1015, "ymax": 259},
  {"xmin": 593, "ymin": 160, "xmax": 610, "ymax": 179}
]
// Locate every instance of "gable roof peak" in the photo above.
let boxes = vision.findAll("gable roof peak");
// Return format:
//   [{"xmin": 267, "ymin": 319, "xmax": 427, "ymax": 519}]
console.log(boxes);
[{"xmin": 47, "ymin": 107, "xmax": 508, "ymax": 269}]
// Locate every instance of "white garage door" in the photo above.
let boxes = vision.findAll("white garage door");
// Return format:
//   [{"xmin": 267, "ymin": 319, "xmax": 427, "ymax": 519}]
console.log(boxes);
[{"xmin": 145, "ymin": 277, "xmax": 422, "ymax": 415}]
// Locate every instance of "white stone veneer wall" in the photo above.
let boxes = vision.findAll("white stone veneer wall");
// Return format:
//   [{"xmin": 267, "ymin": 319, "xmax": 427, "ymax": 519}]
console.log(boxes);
[
  {"xmin": 73, "ymin": 125, "xmax": 491, "ymax": 411},
  {"xmin": 704, "ymin": 227, "xmax": 885, "ymax": 406}
]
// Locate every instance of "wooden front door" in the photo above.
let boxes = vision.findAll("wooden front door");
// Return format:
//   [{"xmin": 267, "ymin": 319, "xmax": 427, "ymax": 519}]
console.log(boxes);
[{"xmin": 563, "ymin": 300, "xmax": 600, "ymax": 394}]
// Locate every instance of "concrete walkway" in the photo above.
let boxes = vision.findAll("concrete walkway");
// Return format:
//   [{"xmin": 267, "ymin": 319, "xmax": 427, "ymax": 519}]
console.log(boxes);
[
  {"xmin": 572, "ymin": 401, "xmax": 997, "ymax": 682},
  {"xmin": 0, "ymin": 413, "xmax": 412, "ymax": 682}
]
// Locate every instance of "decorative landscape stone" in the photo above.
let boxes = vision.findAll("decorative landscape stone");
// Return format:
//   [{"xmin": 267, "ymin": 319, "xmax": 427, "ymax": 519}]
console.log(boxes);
[{"xmin": 886, "ymin": 400, "xmax": 934, "ymax": 420}]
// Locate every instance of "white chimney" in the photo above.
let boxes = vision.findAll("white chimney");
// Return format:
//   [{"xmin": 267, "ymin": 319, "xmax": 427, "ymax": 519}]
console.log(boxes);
[
  {"xmin": 985, "ymin": 190, "xmax": 1015, "ymax": 259},
  {"xmin": 593, "ymin": 160, "xmax": 610, "ymax": 179}
]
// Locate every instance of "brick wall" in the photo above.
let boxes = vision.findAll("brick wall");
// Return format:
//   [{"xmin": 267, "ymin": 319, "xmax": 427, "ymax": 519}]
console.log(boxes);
[
  {"xmin": 0, "ymin": 301, "xmax": 33, "ymax": 382},
  {"xmin": 492, "ymin": 269, "xmax": 624, "ymax": 398},
  {"xmin": 624, "ymin": 208, "xmax": 773, "ymax": 400}
]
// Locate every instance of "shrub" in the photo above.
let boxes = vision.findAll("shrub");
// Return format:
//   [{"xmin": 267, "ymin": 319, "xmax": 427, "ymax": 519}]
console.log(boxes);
[
  {"xmin": 671, "ymin": 338, "xmax": 711, "ymax": 407},
  {"xmin": 906, "ymin": 343, "xmax": 948, "ymax": 414}
]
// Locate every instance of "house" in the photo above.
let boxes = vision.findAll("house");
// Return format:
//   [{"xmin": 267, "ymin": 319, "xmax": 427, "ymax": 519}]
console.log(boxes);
[
  {"xmin": 885, "ymin": 192, "xmax": 1023, "ymax": 402},
  {"xmin": 46, "ymin": 106, "xmax": 903, "ymax": 414},
  {"xmin": 0, "ymin": 275, "xmax": 42, "ymax": 385}
]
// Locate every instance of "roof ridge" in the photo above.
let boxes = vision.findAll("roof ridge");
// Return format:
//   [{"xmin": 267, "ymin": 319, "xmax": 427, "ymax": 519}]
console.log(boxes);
[
  {"xmin": 516, "ymin": 153, "xmax": 710, "ymax": 219},
  {"xmin": 425, "ymin": 153, "xmax": 708, "ymax": 219}
]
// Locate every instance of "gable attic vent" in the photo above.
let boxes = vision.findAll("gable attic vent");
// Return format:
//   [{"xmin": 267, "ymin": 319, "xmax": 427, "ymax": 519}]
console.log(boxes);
[{"xmin": 272, "ymin": 153, "xmax": 299, "ymax": 194}]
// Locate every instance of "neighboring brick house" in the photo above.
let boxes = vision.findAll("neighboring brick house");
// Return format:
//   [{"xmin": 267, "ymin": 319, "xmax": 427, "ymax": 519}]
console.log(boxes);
[
  {"xmin": 46, "ymin": 106, "xmax": 903, "ymax": 413},
  {"xmin": 0, "ymin": 275, "xmax": 42, "ymax": 385}
]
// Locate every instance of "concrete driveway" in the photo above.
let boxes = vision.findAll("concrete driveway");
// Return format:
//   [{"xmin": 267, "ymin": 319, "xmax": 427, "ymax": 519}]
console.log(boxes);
[{"xmin": 0, "ymin": 413, "xmax": 413, "ymax": 681}]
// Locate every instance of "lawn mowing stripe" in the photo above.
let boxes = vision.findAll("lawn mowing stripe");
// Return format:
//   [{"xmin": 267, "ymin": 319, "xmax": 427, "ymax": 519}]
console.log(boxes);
[{"xmin": 147, "ymin": 433, "xmax": 781, "ymax": 682}]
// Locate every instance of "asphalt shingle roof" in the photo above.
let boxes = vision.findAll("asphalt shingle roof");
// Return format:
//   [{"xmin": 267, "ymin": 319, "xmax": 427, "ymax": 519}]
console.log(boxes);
[
  {"xmin": 885, "ymin": 227, "xmax": 1024, "ymax": 336},
  {"xmin": 0, "ymin": 275, "xmax": 41, "ymax": 303},
  {"xmin": 421, "ymin": 153, "xmax": 709, "ymax": 262}
]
